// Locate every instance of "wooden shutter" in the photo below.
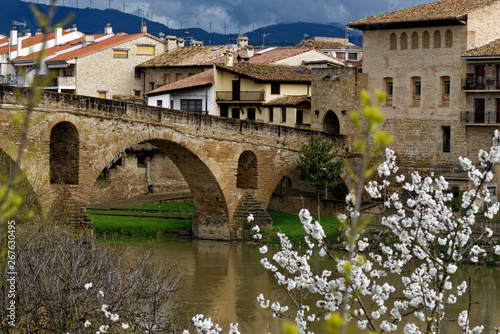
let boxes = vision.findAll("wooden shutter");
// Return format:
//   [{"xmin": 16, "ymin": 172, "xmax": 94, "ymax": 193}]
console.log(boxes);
[{"xmin": 137, "ymin": 45, "xmax": 155, "ymax": 55}]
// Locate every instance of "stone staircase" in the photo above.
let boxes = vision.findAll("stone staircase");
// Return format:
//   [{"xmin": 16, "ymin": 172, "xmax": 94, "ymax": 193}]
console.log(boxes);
[{"xmin": 232, "ymin": 193, "xmax": 272, "ymax": 239}]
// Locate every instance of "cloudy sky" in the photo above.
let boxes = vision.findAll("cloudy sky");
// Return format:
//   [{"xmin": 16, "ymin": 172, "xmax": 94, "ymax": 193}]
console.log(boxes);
[{"xmin": 31, "ymin": 0, "xmax": 435, "ymax": 33}]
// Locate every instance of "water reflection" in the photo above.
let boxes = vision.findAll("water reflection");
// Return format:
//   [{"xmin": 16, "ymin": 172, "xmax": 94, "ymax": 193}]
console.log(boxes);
[{"xmin": 111, "ymin": 238, "xmax": 500, "ymax": 333}]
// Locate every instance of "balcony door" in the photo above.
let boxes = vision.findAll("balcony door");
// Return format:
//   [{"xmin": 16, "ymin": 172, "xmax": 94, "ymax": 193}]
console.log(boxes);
[
  {"xmin": 232, "ymin": 80, "xmax": 240, "ymax": 101},
  {"xmin": 475, "ymin": 65, "xmax": 485, "ymax": 89},
  {"xmin": 474, "ymin": 98, "xmax": 485, "ymax": 123}
]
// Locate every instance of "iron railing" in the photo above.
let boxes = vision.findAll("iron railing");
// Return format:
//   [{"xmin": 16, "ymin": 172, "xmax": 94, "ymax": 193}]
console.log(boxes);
[
  {"xmin": 216, "ymin": 91, "xmax": 265, "ymax": 102},
  {"xmin": 461, "ymin": 78, "xmax": 500, "ymax": 91},
  {"xmin": 461, "ymin": 111, "xmax": 500, "ymax": 124},
  {"xmin": 0, "ymin": 75, "xmax": 24, "ymax": 86}
]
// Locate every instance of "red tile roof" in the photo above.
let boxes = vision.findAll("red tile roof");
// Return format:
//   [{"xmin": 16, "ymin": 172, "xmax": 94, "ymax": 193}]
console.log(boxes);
[
  {"xmin": 295, "ymin": 39, "xmax": 361, "ymax": 50},
  {"xmin": 0, "ymin": 29, "xmax": 76, "ymax": 56},
  {"xmin": 463, "ymin": 38, "xmax": 500, "ymax": 57},
  {"xmin": 348, "ymin": 0, "xmax": 500, "ymax": 29},
  {"xmin": 264, "ymin": 95, "xmax": 311, "ymax": 106},
  {"xmin": 145, "ymin": 69, "xmax": 214, "ymax": 95},
  {"xmin": 48, "ymin": 33, "xmax": 150, "ymax": 61},
  {"xmin": 216, "ymin": 64, "xmax": 311, "ymax": 82}
]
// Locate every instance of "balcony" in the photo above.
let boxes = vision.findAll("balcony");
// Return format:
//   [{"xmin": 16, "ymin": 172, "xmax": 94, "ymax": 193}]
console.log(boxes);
[
  {"xmin": 462, "ymin": 78, "xmax": 500, "ymax": 91},
  {"xmin": 216, "ymin": 91, "xmax": 265, "ymax": 102},
  {"xmin": 0, "ymin": 75, "xmax": 24, "ymax": 87},
  {"xmin": 461, "ymin": 111, "xmax": 500, "ymax": 124},
  {"xmin": 57, "ymin": 76, "xmax": 76, "ymax": 87}
]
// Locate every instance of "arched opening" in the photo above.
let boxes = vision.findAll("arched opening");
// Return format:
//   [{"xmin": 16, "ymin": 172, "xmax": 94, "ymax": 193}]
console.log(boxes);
[
  {"xmin": 400, "ymin": 32, "xmax": 408, "ymax": 50},
  {"xmin": 323, "ymin": 110, "xmax": 340, "ymax": 135},
  {"xmin": 433, "ymin": 30, "xmax": 441, "ymax": 48},
  {"xmin": 445, "ymin": 30, "xmax": 453, "ymax": 48},
  {"xmin": 411, "ymin": 32, "xmax": 419, "ymax": 49},
  {"xmin": 236, "ymin": 151, "xmax": 258, "ymax": 189},
  {"xmin": 422, "ymin": 31, "xmax": 430, "ymax": 48},
  {"xmin": 50, "ymin": 122, "xmax": 79, "ymax": 184},
  {"xmin": 389, "ymin": 33, "xmax": 397, "ymax": 50}
]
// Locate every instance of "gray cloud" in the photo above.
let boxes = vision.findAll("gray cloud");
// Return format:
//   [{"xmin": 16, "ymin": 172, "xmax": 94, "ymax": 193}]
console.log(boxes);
[{"xmin": 37, "ymin": 0, "xmax": 435, "ymax": 32}]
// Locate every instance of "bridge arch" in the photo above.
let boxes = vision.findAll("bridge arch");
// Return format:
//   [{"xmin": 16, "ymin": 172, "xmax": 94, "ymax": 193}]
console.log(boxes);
[
  {"xmin": 50, "ymin": 121, "xmax": 79, "ymax": 184},
  {"xmin": 236, "ymin": 150, "xmax": 258, "ymax": 189},
  {"xmin": 322, "ymin": 110, "xmax": 341, "ymax": 135}
]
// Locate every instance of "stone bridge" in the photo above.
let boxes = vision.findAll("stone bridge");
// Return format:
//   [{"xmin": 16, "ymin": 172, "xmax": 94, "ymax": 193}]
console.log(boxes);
[{"xmin": 0, "ymin": 86, "xmax": 346, "ymax": 240}]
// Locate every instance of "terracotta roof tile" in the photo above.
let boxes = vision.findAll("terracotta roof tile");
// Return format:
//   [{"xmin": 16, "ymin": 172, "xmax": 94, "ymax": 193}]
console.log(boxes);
[
  {"xmin": 463, "ymin": 38, "xmax": 500, "ymax": 57},
  {"xmin": 295, "ymin": 39, "xmax": 361, "ymax": 50},
  {"xmin": 264, "ymin": 95, "xmax": 310, "ymax": 106},
  {"xmin": 0, "ymin": 29, "xmax": 76, "ymax": 56},
  {"xmin": 48, "ymin": 33, "xmax": 150, "ymax": 61},
  {"xmin": 348, "ymin": 0, "xmax": 499, "ymax": 28},
  {"xmin": 145, "ymin": 69, "xmax": 214, "ymax": 95},
  {"xmin": 137, "ymin": 45, "xmax": 231, "ymax": 67},
  {"xmin": 216, "ymin": 64, "xmax": 311, "ymax": 82}
]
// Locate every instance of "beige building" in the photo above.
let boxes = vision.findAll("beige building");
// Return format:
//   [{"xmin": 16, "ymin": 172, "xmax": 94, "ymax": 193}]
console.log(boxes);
[
  {"xmin": 13, "ymin": 24, "xmax": 166, "ymax": 99},
  {"xmin": 295, "ymin": 36, "xmax": 363, "ymax": 66},
  {"xmin": 347, "ymin": 0, "xmax": 500, "ymax": 194}
]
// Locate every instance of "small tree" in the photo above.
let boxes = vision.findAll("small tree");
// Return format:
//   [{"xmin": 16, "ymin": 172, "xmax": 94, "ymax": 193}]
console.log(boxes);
[{"xmin": 297, "ymin": 134, "xmax": 346, "ymax": 222}]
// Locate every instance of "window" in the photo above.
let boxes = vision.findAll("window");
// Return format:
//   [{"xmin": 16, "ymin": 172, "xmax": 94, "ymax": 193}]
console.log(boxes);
[
  {"xmin": 296, "ymin": 109, "xmax": 303, "ymax": 124},
  {"xmin": 134, "ymin": 90, "xmax": 141, "ymax": 97},
  {"xmin": 220, "ymin": 105, "xmax": 228, "ymax": 117},
  {"xmin": 231, "ymin": 108, "xmax": 240, "ymax": 119},
  {"xmin": 422, "ymin": 31, "xmax": 430, "ymax": 48},
  {"xmin": 136, "ymin": 44, "xmax": 155, "ymax": 55},
  {"xmin": 164, "ymin": 73, "xmax": 170, "ymax": 84},
  {"xmin": 412, "ymin": 77, "xmax": 421, "ymax": 106},
  {"xmin": 113, "ymin": 49, "xmax": 128, "ymax": 58},
  {"xmin": 384, "ymin": 77, "xmax": 393, "ymax": 106},
  {"xmin": 98, "ymin": 91, "xmax": 106, "ymax": 99},
  {"xmin": 445, "ymin": 30, "xmax": 453, "ymax": 48},
  {"xmin": 411, "ymin": 32, "xmax": 419, "ymax": 49},
  {"xmin": 442, "ymin": 126, "xmax": 450, "ymax": 153},
  {"xmin": 271, "ymin": 83, "xmax": 280, "ymax": 95},
  {"xmin": 157, "ymin": 100, "xmax": 163, "ymax": 107},
  {"xmin": 433, "ymin": 30, "xmax": 441, "ymax": 48},
  {"xmin": 400, "ymin": 32, "xmax": 408, "ymax": 50},
  {"xmin": 176, "ymin": 73, "xmax": 183, "ymax": 81},
  {"xmin": 347, "ymin": 53, "xmax": 358, "ymax": 60},
  {"xmin": 247, "ymin": 108, "xmax": 256, "ymax": 120},
  {"xmin": 441, "ymin": 76, "xmax": 450, "ymax": 106},
  {"xmin": 149, "ymin": 82, "xmax": 155, "ymax": 91},
  {"xmin": 181, "ymin": 99, "xmax": 202, "ymax": 112},
  {"xmin": 389, "ymin": 33, "xmax": 397, "ymax": 50},
  {"xmin": 134, "ymin": 70, "xmax": 141, "ymax": 79},
  {"xmin": 281, "ymin": 107, "xmax": 287, "ymax": 122},
  {"xmin": 269, "ymin": 107, "xmax": 274, "ymax": 123},
  {"xmin": 63, "ymin": 68, "xmax": 74, "ymax": 77}
]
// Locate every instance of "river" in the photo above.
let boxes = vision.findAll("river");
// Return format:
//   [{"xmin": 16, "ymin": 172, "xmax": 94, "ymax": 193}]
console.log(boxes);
[{"xmin": 103, "ymin": 238, "xmax": 500, "ymax": 333}]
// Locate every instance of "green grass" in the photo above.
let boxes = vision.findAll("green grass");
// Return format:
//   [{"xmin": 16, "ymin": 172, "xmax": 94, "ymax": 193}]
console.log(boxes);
[
  {"xmin": 124, "ymin": 202, "xmax": 197, "ymax": 211},
  {"xmin": 89, "ymin": 214, "xmax": 192, "ymax": 237},
  {"xmin": 86, "ymin": 209, "xmax": 193, "ymax": 218}
]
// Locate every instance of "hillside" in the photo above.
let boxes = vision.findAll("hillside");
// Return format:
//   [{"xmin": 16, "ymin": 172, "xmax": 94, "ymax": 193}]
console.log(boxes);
[{"xmin": 1, "ymin": 0, "xmax": 362, "ymax": 47}]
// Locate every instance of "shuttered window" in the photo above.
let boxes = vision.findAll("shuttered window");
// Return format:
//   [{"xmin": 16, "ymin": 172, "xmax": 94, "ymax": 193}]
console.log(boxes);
[
  {"xmin": 137, "ymin": 45, "xmax": 155, "ymax": 55},
  {"xmin": 113, "ymin": 49, "xmax": 128, "ymax": 58},
  {"xmin": 98, "ymin": 92, "xmax": 106, "ymax": 99}
]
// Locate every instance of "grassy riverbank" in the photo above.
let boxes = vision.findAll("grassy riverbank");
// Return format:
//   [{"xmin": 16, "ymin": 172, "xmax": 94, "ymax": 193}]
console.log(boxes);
[{"xmin": 87, "ymin": 201, "xmax": 342, "ymax": 242}]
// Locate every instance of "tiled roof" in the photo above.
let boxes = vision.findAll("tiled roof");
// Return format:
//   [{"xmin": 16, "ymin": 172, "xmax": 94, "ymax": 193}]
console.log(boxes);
[
  {"xmin": 264, "ymin": 95, "xmax": 311, "ymax": 106},
  {"xmin": 0, "ymin": 29, "xmax": 76, "ymax": 55},
  {"xmin": 48, "ymin": 33, "xmax": 150, "ymax": 61},
  {"xmin": 137, "ymin": 45, "xmax": 231, "ymax": 67},
  {"xmin": 145, "ymin": 69, "xmax": 214, "ymax": 95},
  {"xmin": 216, "ymin": 64, "xmax": 311, "ymax": 82},
  {"xmin": 202, "ymin": 47, "xmax": 319, "ymax": 65},
  {"xmin": 295, "ymin": 39, "xmax": 361, "ymax": 50},
  {"xmin": 463, "ymin": 38, "xmax": 500, "ymax": 57},
  {"xmin": 348, "ymin": 0, "xmax": 499, "ymax": 29}
]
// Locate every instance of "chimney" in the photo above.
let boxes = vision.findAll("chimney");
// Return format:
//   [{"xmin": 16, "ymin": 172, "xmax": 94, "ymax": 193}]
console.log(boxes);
[
  {"xmin": 25, "ymin": 28, "xmax": 32, "ymax": 38},
  {"xmin": 104, "ymin": 23, "xmax": 113, "ymax": 35},
  {"xmin": 36, "ymin": 28, "xmax": 42, "ymax": 36},
  {"xmin": 224, "ymin": 51, "xmax": 233, "ymax": 67},
  {"xmin": 10, "ymin": 26, "xmax": 17, "ymax": 46},
  {"xmin": 191, "ymin": 40, "xmax": 203, "ymax": 47},
  {"xmin": 17, "ymin": 32, "xmax": 22, "ymax": 50},
  {"xmin": 55, "ymin": 25, "xmax": 63, "ymax": 45},
  {"xmin": 237, "ymin": 36, "xmax": 249, "ymax": 48},
  {"xmin": 141, "ymin": 21, "xmax": 147, "ymax": 33},
  {"xmin": 83, "ymin": 35, "xmax": 95, "ymax": 47},
  {"xmin": 166, "ymin": 36, "xmax": 177, "ymax": 52},
  {"xmin": 71, "ymin": 23, "xmax": 77, "ymax": 31},
  {"xmin": 177, "ymin": 38, "xmax": 185, "ymax": 48},
  {"xmin": 244, "ymin": 45, "xmax": 254, "ymax": 58}
]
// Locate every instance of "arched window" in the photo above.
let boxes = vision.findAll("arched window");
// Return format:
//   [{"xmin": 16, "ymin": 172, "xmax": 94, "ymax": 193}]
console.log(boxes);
[
  {"xmin": 400, "ymin": 32, "xmax": 408, "ymax": 50},
  {"xmin": 323, "ymin": 110, "xmax": 340, "ymax": 134},
  {"xmin": 389, "ymin": 33, "xmax": 397, "ymax": 50},
  {"xmin": 422, "ymin": 31, "xmax": 430, "ymax": 48},
  {"xmin": 433, "ymin": 30, "xmax": 441, "ymax": 48},
  {"xmin": 50, "ymin": 122, "xmax": 79, "ymax": 184},
  {"xmin": 445, "ymin": 30, "xmax": 453, "ymax": 48},
  {"xmin": 236, "ymin": 151, "xmax": 257, "ymax": 189},
  {"xmin": 411, "ymin": 32, "xmax": 419, "ymax": 49}
]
